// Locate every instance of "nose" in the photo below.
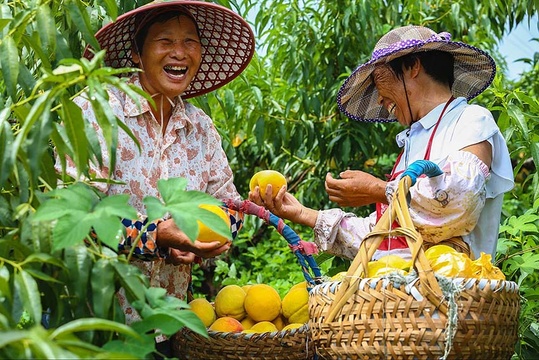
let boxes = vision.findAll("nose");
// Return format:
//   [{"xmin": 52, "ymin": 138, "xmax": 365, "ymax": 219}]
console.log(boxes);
[
  {"xmin": 377, "ymin": 94, "xmax": 384, "ymax": 106},
  {"xmin": 170, "ymin": 40, "xmax": 186, "ymax": 58}
]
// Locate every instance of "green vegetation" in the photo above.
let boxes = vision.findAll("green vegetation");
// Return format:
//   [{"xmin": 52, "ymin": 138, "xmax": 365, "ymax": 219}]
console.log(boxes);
[{"xmin": 1, "ymin": 0, "xmax": 538, "ymax": 358}]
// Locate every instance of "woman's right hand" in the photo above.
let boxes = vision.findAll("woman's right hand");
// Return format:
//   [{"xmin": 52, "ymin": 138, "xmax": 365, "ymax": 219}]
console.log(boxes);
[{"xmin": 248, "ymin": 184, "xmax": 318, "ymax": 228}]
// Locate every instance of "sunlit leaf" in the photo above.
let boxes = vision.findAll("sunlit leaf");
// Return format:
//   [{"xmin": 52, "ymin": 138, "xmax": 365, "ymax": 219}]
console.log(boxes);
[{"xmin": 14, "ymin": 270, "xmax": 42, "ymax": 324}]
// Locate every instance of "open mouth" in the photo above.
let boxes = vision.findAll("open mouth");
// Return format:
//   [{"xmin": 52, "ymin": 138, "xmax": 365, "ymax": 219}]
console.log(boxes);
[{"xmin": 164, "ymin": 65, "xmax": 187, "ymax": 77}]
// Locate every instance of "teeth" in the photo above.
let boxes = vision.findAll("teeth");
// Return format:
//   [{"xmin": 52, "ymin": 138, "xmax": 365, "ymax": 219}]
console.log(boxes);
[
  {"xmin": 388, "ymin": 104, "xmax": 396, "ymax": 115},
  {"xmin": 164, "ymin": 65, "xmax": 187, "ymax": 71}
]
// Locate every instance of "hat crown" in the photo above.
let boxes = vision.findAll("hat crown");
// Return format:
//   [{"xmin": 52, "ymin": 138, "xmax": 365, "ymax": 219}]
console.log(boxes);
[{"xmin": 371, "ymin": 25, "xmax": 452, "ymax": 61}]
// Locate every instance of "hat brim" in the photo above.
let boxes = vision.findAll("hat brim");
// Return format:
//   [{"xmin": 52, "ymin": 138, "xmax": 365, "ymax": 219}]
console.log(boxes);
[
  {"xmin": 84, "ymin": 1, "xmax": 255, "ymax": 99},
  {"xmin": 337, "ymin": 41, "xmax": 496, "ymax": 122}
]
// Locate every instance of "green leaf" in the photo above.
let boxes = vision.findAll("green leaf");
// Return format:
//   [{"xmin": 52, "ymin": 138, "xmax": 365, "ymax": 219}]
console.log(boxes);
[
  {"xmin": 0, "ymin": 329, "xmax": 31, "ymax": 348},
  {"xmin": 65, "ymin": 0, "xmax": 100, "ymax": 51},
  {"xmin": 111, "ymin": 261, "xmax": 147, "ymax": 304},
  {"xmin": 50, "ymin": 318, "xmax": 141, "ymax": 340},
  {"xmin": 52, "ymin": 215, "xmax": 95, "ymax": 251},
  {"xmin": 0, "ymin": 113, "xmax": 15, "ymax": 187},
  {"xmin": 63, "ymin": 246, "xmax": 92, "ymax": 309},
  {"xmin": 0, "ymin": 36, "xmax": 19, "ymax": 99},
  {"xmin": 14, "ymin": 270, "xmax": 42, "ymax": 324},
  {"xmin": 36, "ymin": 4, "xmax": 56, "ymax": 53},
  {"xmin": 61, "ymin": 96, "xmax": 89, "ymax": 177},
  {"xmin": 0, "ymin": 265, "xmax": 11, "ymax": 303},
  {"xmin": 91, "ymin": 258, "xmax": 115, "ymax": 319}
]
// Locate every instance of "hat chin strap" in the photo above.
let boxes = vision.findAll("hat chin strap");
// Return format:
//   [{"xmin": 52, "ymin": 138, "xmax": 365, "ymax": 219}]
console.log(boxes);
[{"xmin": 401, "ymin": 77, "xmax": 415, "ymax": 125}]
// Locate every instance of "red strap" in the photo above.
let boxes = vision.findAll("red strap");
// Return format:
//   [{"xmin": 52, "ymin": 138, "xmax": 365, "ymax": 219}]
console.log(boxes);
[{"xmin": 376, "ymin": 96, "xmax": 454, "ymax": 252}]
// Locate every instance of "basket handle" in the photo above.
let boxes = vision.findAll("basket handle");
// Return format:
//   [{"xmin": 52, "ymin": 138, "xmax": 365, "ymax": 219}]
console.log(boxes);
[
  {"xmin": 324, "ymin": 161, "xmax": 446, "ymax": 323},
  {"xmin": 224, "ymin": 199, "xmax": 323, "ymax": 288}
]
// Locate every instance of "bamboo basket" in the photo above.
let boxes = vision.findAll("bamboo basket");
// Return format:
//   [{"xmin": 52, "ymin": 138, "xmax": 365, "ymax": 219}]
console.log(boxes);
[
  {"xmin": 172, "ymin": 199, "xmax": 323, "ymax": 360},
  {"xmin": 309, "ymin": 176, "xmax": 521, "ymax": 360},
  {"xmin": 172, "ymin": 324, "xmax": 313, "ymax": 359}
]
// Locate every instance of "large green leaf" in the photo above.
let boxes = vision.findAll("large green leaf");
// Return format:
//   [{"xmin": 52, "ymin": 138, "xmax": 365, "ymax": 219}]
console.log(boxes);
[
  {"xmin": 0, "ymin": 36, "xmax": 19, "ymax": 99},
  {"xmin": 36, "ymin": 4, "xmax": 56, "ymax": 54},
  {"xmin": 49, "ymin": 318, "xmax": 140, "ymax": 340},
  {"xmin": 90, "ymin": 258, "xmax": 115, "ymax": 319},
  {"xmin": 13, "ymin": 270, "xmax": 42, "ymax": 324}
]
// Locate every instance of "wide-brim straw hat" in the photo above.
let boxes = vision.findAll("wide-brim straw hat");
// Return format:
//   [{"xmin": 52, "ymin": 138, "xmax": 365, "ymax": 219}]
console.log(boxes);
[
  {"xmin": 337, "ymin": 25, "xmax": 496, "ymax": 122},
  {"xmin": 84, "ymin": 0, "xmax": 255, "ymax": 99}
]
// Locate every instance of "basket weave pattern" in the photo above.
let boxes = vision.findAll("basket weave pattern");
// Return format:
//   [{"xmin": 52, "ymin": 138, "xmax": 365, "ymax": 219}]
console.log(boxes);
[
  {"xmin": 172, "ymin": 324, "xmax": 315, "ymax": 359},
  {"xmin": 308, "ymin": 176, "xmax": 521, "ymax": 359}
]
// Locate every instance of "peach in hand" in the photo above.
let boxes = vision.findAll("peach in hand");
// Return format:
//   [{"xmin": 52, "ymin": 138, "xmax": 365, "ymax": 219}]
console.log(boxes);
[
  {"xmin": 249, "ymin": 170, "xmax": 287, "ymax": 198},
  {"xmin": 196, "ymin": 204, "xmax": 231, "ymax": 245}
]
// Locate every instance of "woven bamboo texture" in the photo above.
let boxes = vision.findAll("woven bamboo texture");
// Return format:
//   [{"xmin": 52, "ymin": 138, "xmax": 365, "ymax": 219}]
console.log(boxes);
[
  {"xmin": 309, "ymin": 176, "xmax": 521, "ymax": 359},
  {"xmin": 171, "ymin": 324, "xmax": 315, "ymax": 359}
]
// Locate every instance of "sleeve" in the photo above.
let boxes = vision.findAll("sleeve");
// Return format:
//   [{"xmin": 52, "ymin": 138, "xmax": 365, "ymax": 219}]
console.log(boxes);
[
  {"xmin": 387, "ymin": 150, "xmax": 490, "ymax": 243},
  {"xmin": 448, "ymin": 105, "xmax": 514, "ymax": 198},
  {"xmin": 117, "ymin": 216, "xmax": 169, "ymax": 260},
  {"xmin": 313, "ymin": 209, "xmax": 378, "ymax": 260}
]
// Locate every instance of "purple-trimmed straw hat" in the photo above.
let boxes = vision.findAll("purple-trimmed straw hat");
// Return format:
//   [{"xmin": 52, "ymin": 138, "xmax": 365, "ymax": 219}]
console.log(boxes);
[
  {"xmin": 84, "ymin": 0, "xmax": 255, "ymax": 99},
  {"xmin": 337, "ymin": 25, "xmax": 496, "ymax": 122}
]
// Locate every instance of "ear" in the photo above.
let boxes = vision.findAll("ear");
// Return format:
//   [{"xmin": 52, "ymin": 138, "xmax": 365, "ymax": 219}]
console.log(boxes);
[
  {"xmin": 409, "ymin": 57, "xmax": 421, "ymax": 78},
  {"xmin": 131, "ymin": 50, "xmax": 141, "ymax": 66}
]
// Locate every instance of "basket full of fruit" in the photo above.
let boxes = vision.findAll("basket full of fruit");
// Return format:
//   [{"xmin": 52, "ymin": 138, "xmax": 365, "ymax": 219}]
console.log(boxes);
[
  {"xmin": 171, "ymin": 188, "xmax": 323, "ymax": 359},
  {"xmin": 308, "ymin": 168, "xmax": 521, "ymax": 360}
]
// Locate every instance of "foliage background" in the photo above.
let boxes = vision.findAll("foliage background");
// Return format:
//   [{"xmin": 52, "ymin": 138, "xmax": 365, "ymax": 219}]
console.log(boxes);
[{"xmin": 1, "ymin": 0, "xmax": 538, "ymax": 358}]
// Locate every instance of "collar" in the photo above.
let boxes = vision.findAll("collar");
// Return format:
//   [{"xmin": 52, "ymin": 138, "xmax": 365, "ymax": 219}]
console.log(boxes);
[
  {"xmin": 124, "ymin": 74, "xmax": 193, "ymax": 131},
  {"xmin": 395, "ymin": 96, "xmax": 466, "ymax": 147}
]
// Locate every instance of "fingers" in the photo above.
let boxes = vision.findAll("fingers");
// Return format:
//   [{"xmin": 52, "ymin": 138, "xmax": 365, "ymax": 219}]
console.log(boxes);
[
  {"xmin": 194, "ymin": 240, "xmax": 231, "ymax": 258},
  {"xmin": 167, "ymin": 249, "xmax": 196, "ymax": 265}
]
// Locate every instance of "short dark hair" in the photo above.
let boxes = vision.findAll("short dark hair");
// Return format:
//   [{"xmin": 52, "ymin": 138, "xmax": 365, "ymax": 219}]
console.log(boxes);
[
  {"xmin": 388, "ymin": 50, "xmax": 455, "ymax": 88},
  {"xmin": 133, "ymin": 9, "xmax": 200, "ymax": 55}
]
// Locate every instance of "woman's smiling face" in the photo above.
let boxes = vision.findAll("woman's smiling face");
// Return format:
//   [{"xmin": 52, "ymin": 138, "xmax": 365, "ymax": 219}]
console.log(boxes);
[
  {"xmin": 372, "ymin": 64, "xmax": 410, "ymax": 126},
  {"xmin": 132, "ymin": 14, "xmax": 202, "ymax": 99}
]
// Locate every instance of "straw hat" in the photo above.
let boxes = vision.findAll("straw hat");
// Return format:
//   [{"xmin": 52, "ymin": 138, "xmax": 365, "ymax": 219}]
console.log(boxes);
[
  {"xmin": 84, "ymin": 0, "xmax": 255, "ymax": 99},
  {"xmin": 337, "ymin": 25, "xmax": 496, "ymax": 122}
]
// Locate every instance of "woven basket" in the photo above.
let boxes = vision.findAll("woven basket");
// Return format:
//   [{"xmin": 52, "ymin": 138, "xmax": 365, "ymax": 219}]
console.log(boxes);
[
  {"xmin": 172, "ymin": 324, "xmax": 314, "ymax": 359},
  {"xmin": 172, "ymin": 200, "xmax": 322, "ymax": 360},
  {"xmin": 309, "ymin": 176, "xmax": 521, "ymax": 360}
]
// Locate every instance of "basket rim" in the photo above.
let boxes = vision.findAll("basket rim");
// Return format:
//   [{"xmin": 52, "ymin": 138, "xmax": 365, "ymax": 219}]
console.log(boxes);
[
  {"xmin": 176, "ymin": 323, "xmax": 310, "ymax": 340},
  {"xmin": 310, "ymin": 276, "xmax": 520, "ymax": 295}
]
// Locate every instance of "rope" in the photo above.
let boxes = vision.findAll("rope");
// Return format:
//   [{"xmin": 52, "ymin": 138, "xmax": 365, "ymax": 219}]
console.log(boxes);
[{"xmin": 224, "ymin": 199, "xmax": 323, "ymax": 289}]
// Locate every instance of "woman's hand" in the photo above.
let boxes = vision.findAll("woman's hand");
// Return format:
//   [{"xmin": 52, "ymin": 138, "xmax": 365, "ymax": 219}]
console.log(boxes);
[
  {"xmin": 157, "ymin": 219, "xmax": 231, "ymax": 261},
  {"xmin": 325, "ymin": 170, "xmax": 388, "ymax": 207},
  {"xmin": 248, "ymin": 184, "xmax": 318, "ymax": 228}
]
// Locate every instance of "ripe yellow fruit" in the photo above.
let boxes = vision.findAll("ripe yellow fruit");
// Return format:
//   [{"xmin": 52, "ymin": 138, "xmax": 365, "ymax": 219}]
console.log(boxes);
[
  {"xmin": 188, "ymin": 298, "xmax": 216, "ymax": 327},
  {"xmin": 375, "ymin": 254, "xmax": 412, "ymax": 271},
  {"xmin": 282, "ymin": 323, "xmax": 304, "ymax": 331},
  {"xmin": 214, "ymin": 285, "xmax": 247, "ymax": 320},
  {"xmin": 272, "ymin": 314, "xmax": 287, "ymax": 330},
  {"xmin": 290, "ymin": 281, "xmax": 307, "ymax": 290},
  {"xmin": 209, "ymin": 316, "xmax": 243, "ymax": 333},
  {"xmin": 241, "ymin": 316, "xmax": 256, "ymax": 330},
  {"xmin": 197, "ymin": 204, "xmax": 231, "ymax": 245},
  {"xmin": 281, "ymin": 287, "xmax": 309, "ymax": 324},
  {"xmin": 250, "ymin": 321, "xmax": 278, "ymax": 333},
  {"xmin": 244, "ymin": 284, "xmax": 282, "ymax": 322},
  {"xmin": 428, "ymin": 251, "xmax": 473, "ymax": 277},
  {"xmin": 249, "ymin": 170, "xmax": 287, "ymax": 198},
  {"xmin": 424, "ymin": 244, "xmax": 458, "ymax": 261}
]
